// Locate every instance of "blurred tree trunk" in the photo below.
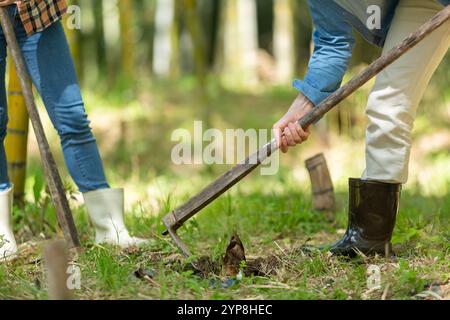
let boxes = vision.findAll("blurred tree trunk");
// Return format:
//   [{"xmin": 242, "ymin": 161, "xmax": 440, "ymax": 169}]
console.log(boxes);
[
  {"xmin": 219, "ymin": 0, "xmax": 258, "ymax": 89},
  {"xmin": 170, "ymin": 0, "xmax": 181, "ymax": 79},
  {"xmin": 5, "ymin": 58, "xmax": 29, "ymax": 204},
  {"xmin": 93, "ymin": 0, "xmax": 107, "ymax": 73},
  {"xmin": 153, "ymin": 0, "xmax": 180, "ymax": 78},
  {"xmin": 273, "ymin": 0, "xmax": 295, "ymax": 84},
  {"xmin": 63, "ymin": 0, "xmax": 83, "ymax": 82},
  {"xmin": 292, "ymin": 0, "xmax": 312, "ymax": 75},
  {"xmin": 183, "ymin": 0, "xmax": 207, "ymax": 87},
  {"xmin": 182, "ymin": 0, "xmax": 213, "ymax": 146},
  {"xmin": 136, "ymin": 0, "xmax": 156, "ymax": 71},
  {"xmin": 256, "ymin": 0, "xmax": 274, "ymax": 55},
  {"xmin": 118, "ymin": 0, "xmax": 135, "ymax": 80},
  {"xmin": 199, "ymin": 0, "xmax": 221, "ymax": 68}
]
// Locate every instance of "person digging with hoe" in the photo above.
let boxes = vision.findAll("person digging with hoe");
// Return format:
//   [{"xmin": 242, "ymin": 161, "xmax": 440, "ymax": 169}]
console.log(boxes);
[{"xmin": 273, "ymin": 0, "xmax": 449, "ymax": 256}]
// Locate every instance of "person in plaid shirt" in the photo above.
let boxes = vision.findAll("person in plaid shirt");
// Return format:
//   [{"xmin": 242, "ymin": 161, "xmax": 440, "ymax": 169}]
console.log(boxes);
[
  {"xmin": 16, "ymin": 0, "xmax": 68, "ymax": 36},
  {"xmin": 0, "ymin": 0, "xmax": 147, "ymax": 260}
]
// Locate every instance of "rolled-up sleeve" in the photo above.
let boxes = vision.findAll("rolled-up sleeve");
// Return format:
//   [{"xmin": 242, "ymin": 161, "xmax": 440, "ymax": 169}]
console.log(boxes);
[{"xmin": 294, "ymin": 0, "xmax": 355, "ymax": 106}]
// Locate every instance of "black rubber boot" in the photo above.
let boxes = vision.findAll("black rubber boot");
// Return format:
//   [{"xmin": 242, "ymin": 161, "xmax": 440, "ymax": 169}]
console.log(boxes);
[{"xmin": 328, "ymin": 178, "xmax": 401, "ymax": 257}]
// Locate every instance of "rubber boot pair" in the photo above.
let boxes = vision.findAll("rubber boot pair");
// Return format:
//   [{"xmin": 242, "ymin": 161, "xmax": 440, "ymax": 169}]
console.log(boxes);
[{"xmin": 1, "ymin": 187, "xmax": 144, "ymax": 262}]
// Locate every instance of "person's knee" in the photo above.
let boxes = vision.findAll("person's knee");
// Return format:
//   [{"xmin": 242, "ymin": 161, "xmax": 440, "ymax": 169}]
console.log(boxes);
[
  {"xmin": 365, "ymin": 89, "xmax": 417, "ymax": 147},
  {"xmin": 364, "ymin": 98, "xmax": 413, "ymax": 184},
  {"xmin": 54, "ymin": 102, "xmax": 95, "ymax": 145},
  {"xmin": 367, "ymin": 86, "xmax": 415, "ymax": 118},
  {"xmin": 366, "ymin": 123, "xmax": 412, "ymax": 155}
]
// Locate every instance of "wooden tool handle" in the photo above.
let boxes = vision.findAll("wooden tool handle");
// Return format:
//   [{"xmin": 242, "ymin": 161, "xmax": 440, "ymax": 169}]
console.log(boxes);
[
  {"xmin": 163, "ymin": 5, "xmax": 450, "ymax": 233},
  {"xmin": 0, "ymin": 8, "xmax": 80, "ymax": 248}
]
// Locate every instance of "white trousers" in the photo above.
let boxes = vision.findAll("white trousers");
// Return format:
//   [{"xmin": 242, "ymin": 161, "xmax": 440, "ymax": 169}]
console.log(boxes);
[{"xmin": 362, "ymin": 0, "xmax": 450, "ymax": 184}]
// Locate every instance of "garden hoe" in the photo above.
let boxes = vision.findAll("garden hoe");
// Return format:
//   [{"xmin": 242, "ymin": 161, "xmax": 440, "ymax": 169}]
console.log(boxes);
[
  {"xmin": 0, "ymin": 9, "xmax": 80, "ymax": 249},
  {"xmin": 163, "ymin": 6, "xmax": 450, "ymax": 258}
]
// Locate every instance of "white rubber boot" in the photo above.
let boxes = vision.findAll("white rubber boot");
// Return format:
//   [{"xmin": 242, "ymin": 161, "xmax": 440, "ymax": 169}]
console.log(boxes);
[
  {"xmin": 83, "ymin": 188, "xmax": 146, "ymax": 248},
  {"xmin": 0, "ymin": 186, "xmax": 18, "ymax": 261}
]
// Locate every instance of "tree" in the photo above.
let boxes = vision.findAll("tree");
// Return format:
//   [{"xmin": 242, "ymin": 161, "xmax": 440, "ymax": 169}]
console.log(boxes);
[
  {"xmin": 273, "ymin": 0, "xmax": 295, "ymax": 84},
  {"xmin": 5, "ymin": 58, "xmax": 29, "ymax": 203},
  {"xmin": 170, "ymin": 0, "xmax": 181, "ymax": 79},
  {"xmin": 182, "ymin": 0, "xmax": 213, "ymax": 138},
  {"xmin": 153, "ymin": 0, "xmax": 180, "ymax": 78},
  {"xmin": 135, "ymin": 0, "xmax": 157, "ymax": 71},
  {"xmin": 183, "ymin": 0, "xmax": 207, "ymax": 87},
  {"xmin": 118, "ymin": 0, "xmax": 135, "ymax": 80},
  {"xmin": 93, "ymin": 0, "xmax": 107, "ymax": 73},
  {"xmin": 63, "ymin": 0, "xmax": 84, "ymax": 81},
  {"xmin": 218, "ymin": 0, "xmax": 259, "ymax": 89},
  {"xmin": 198, "ymin": 0, "xmax": 221, "ymax": 68}
]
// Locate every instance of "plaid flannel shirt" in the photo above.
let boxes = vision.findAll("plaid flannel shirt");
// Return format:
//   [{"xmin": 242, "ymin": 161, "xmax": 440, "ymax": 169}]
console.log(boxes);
[{"xmin": 16, "ymin": 0, "xmax": 67, "ymax": 36}]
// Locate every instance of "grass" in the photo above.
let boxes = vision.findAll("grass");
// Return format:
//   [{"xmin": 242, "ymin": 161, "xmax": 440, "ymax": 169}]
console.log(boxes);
[
  {"xmin": 1, "ymin": 63, "xmax": 449, "ymax": 300},
  {"xmin": 1, "ymin": 178, "xmax": 448, "ymax": 300}
]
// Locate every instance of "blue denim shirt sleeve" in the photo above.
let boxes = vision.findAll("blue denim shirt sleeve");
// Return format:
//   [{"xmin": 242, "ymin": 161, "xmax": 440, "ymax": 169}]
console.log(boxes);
[{"xmin": 293, "ymin": 0, "xmax": 356, "ymax": 106}]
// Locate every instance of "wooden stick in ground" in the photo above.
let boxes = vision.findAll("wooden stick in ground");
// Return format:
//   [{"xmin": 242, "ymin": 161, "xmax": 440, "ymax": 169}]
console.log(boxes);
[
  {"xmin": 44, "ymin": 240, "xmax": 74, "ymax": 300},
  {"xmin": 305, "ymin": 153, "xmax": 335, "ymax": 212},
  {"xmin": 163, "ymin": 6, "xmax": 450, "ymax": 238},
  {"xmin": 0, "ymin": 8, "xmax": 80, "ymax": 248}
]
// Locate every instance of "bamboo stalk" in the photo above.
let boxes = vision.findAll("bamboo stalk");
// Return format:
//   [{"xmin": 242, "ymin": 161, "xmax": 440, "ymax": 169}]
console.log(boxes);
[
  {"xmin": 63, "ymin": 0, "xmax": 84, "ymax": 81},
  {"xmin": 5, "ymin": 56, "xmax": 29, "ymax": 204},
  {"xmin": 118, "ymin": 0, "xmax": 135, "ymax": 80}
]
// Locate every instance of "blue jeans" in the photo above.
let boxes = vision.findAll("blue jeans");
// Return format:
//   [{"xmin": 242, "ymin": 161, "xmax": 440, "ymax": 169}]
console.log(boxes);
[{"xmin": 0, "ymin": 6, "xmax": 109, "ymax": 193}]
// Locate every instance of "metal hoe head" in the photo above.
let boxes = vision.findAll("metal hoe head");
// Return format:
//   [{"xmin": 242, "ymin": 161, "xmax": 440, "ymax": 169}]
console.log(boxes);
[{"xmin": 163, "ymin": 213, "xmax": 192, "ymax": 258}]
